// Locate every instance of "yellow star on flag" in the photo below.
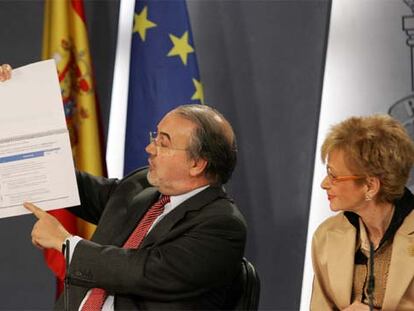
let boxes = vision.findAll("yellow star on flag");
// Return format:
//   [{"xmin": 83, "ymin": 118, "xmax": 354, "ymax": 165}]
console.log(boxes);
[
  {"xmin": 191, "ymin": 78, "xmax": 204, "ymax": 104},
  {"xmin": 167, "ymin": 31, "xmax": 194, "ymax": 65},
  {"xmin": 133, "ymin": 6, "xmax": 157, "ymax": 41}
]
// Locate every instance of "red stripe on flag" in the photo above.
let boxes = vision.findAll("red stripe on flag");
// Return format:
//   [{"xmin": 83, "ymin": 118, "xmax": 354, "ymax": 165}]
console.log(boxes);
[{"xmin": 71, "ymin": 0, "xmax": 86, "ymax": 22}]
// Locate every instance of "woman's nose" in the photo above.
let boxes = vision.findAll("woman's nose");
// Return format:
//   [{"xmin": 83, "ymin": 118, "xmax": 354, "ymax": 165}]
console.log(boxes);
[{"xmin": 321, "ymin": 175, "xmax": 330, "ymax": 190}]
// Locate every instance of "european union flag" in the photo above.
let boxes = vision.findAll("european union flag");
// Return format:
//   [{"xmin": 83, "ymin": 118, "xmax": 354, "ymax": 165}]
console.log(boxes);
[{"xmin": 124, "ymin": 0, "xmax": 202, "ymax": 175}]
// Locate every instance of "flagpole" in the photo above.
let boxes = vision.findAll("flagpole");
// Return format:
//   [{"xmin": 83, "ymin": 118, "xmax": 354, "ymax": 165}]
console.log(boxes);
[{"xmin": 107, "ymin": 0, "xmax": 135, "ymax": 179}]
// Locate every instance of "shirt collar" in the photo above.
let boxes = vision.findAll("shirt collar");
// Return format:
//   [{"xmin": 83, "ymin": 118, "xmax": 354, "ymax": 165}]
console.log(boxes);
[{"xmin": 164, "ymin": 185, "xmax": 210, "ymax": 213}]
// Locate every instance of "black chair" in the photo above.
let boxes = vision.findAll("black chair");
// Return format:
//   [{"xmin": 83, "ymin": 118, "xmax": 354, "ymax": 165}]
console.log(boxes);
[{"xmin": 226, "ymin": 257, "xmax": 261, "ymax": 310}]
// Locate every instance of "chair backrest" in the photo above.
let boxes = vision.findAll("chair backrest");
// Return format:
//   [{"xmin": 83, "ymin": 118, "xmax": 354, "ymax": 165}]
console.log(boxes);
[{"xmin": 226, "ymin": 257, "xmax": 260, "ymax": 310}]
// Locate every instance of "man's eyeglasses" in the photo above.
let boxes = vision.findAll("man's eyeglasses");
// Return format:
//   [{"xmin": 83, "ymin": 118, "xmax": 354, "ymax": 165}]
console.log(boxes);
[
  {"xmin": 326, "ymin": 169, "xmax": 365, "ymax": 184},
  {"xmin": 149, "ymin": 131, "xmax": 188, "ymax": 152}
]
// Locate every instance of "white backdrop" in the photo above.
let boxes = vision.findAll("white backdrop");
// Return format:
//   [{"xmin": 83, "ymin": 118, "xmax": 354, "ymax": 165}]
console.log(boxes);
[{"xmin": 301, "ymin": 0, "xmax": 412, "ymax": 309}]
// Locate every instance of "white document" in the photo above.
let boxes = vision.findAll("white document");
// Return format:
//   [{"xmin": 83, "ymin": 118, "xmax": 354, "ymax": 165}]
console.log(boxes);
[{"xmin": 0, "ymin": 59, "xmax": 80, "ymax": 218}]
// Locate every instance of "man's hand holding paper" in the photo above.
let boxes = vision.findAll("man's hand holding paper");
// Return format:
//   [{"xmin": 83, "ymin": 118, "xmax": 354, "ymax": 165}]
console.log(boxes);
[{"xmin": 0, "ymin": 64, "xmax": 12, "ymax": 81}]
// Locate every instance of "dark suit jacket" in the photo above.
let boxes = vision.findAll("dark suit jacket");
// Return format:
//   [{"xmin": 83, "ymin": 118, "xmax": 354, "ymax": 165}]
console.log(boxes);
[{"xmin": 55, "ymin": 168, "xmax": 247, "ymax": 310}]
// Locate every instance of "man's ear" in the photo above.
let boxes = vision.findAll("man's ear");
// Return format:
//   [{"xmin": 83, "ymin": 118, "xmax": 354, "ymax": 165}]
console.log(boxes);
[{"xmin": 189, "ymin": 157, "xmax": 208, "ymax": 177}]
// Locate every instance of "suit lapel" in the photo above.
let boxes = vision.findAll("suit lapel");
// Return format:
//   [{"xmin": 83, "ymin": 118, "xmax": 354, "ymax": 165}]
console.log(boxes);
[
  {"xmin": 115, "ymin": 187, "xmax": 161, "ymax": 246},
  {"xmin": 382, "ymin": 211, "xmax": 414, "ymax": 310},
  {"xmin": 92, "ymin": 187, "xmax": 160, "ymax": 246},
  {"xmin": 326, "ymin": 218, "xmax": 356, "ymax": 309},
  {"xmin": 141, "ymin": 186, "xmax": 226, "ymax": 248}
]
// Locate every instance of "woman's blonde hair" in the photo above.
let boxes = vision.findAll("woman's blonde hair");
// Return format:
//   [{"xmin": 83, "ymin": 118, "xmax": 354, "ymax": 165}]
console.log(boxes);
[{"xmin": 321, "ymin": 114, "xmax": 414, "ymax": 203}]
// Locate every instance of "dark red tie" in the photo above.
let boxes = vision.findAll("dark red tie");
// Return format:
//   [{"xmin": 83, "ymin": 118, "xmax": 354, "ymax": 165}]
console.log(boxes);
[{"xmin": 81, "ymin": 195, "xmax": 171, "ymax": 311}]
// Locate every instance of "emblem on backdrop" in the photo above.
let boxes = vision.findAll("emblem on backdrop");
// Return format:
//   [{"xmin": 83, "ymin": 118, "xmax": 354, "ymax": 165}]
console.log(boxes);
[{"xmin": 388, "ymin": 0, "xmax": 414, "ymax": 191}]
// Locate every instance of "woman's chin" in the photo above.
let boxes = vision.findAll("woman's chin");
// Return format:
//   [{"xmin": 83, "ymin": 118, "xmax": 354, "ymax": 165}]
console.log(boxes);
[{"xmin": 329, "ymin": 203, "xmax": 340, "ymax": 212}]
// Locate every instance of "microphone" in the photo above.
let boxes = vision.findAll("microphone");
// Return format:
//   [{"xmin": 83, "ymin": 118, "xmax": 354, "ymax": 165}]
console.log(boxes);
[
  {"xmin": 64, "ymin": 239, "xmax": 70, "ymax": 311},
  {"xmin": 367, "ymin": 241, "xmax": 375, "ymax": 311}
]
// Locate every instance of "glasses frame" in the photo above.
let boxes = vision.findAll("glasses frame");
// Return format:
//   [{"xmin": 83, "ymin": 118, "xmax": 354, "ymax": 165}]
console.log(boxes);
[
  {"xmin": 149, "ymin": 131, "xmax": 188, "ymax": 152},
  {"xmin": 326, "ymin": 169, "xmax": 365, "ymax": 185}
]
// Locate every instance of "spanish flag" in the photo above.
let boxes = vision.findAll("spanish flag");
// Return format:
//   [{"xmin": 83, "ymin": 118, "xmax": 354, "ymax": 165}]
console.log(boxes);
[{"xmin": 42, "ymin": 0, "xmax": 105, "ymax": 296}]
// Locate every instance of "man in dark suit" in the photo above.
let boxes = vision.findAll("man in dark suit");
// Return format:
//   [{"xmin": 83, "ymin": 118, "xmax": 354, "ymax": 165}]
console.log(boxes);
[{"xmin": 24, "ymin": 104, "xmax": 247, "ymax": 310}]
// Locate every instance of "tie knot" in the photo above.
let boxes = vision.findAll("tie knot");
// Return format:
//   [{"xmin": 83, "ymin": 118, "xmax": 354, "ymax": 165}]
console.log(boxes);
[{"xmin": 159, "ymin": 195, "xmax": 170, "ymax": 206}]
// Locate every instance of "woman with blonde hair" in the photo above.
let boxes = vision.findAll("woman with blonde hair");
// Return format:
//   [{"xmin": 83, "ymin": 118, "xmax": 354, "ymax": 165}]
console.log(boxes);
[{"xmin": 311, "ymin": 115, "xmax": 414, "ymax": 311}]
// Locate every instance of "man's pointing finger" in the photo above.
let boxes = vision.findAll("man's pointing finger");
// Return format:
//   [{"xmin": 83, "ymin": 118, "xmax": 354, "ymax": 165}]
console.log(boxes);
[{"xmin": 23, "ymin": 202, "xmax": 46, "ymax": 219}]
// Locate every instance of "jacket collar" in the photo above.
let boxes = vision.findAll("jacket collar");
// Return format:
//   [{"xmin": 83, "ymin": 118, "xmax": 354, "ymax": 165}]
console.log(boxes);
[{"xmin": 140, "ymin": 185, "xmax": 228, "ymax": 248}]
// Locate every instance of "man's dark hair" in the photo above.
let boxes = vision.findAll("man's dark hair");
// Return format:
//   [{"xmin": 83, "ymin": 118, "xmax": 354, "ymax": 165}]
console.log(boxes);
[{"xmin": 174, "ymin": 104, "xmax": 237, "ymax": 184}]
